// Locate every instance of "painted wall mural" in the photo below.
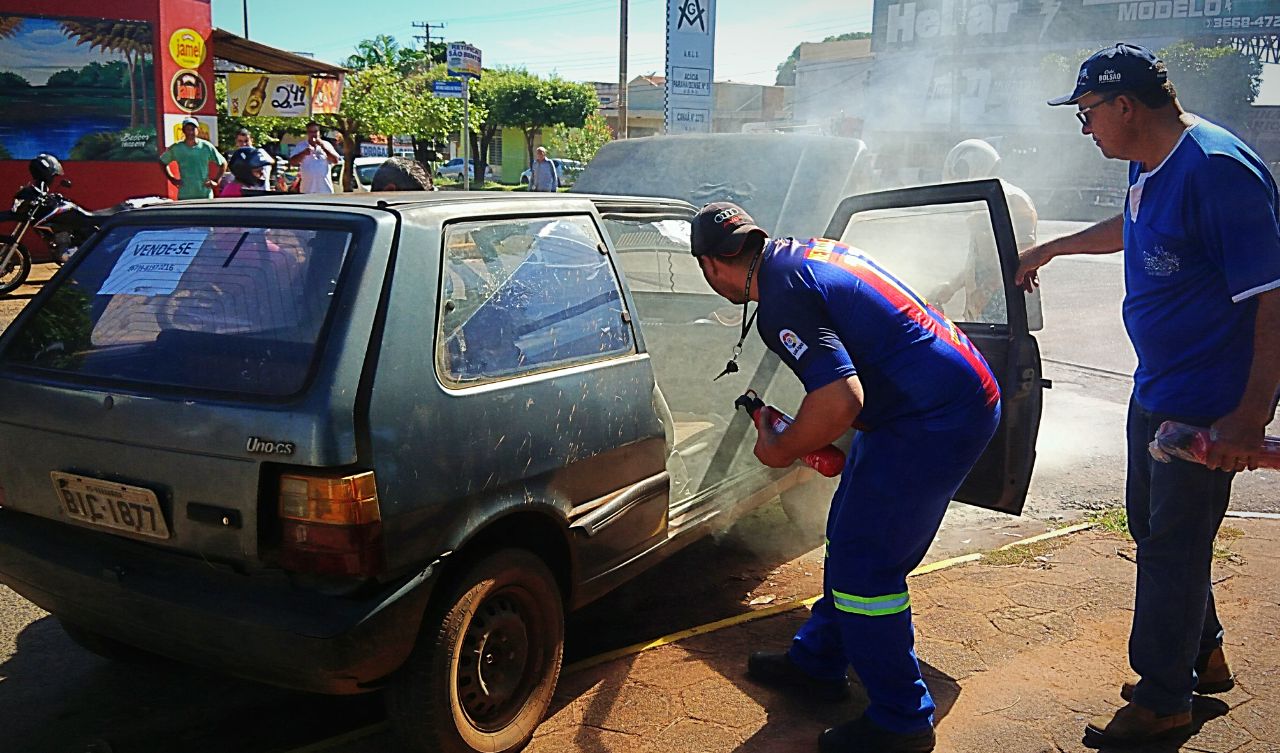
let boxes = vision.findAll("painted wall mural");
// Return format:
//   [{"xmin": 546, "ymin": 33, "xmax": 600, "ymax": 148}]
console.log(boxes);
[{"xmin": 0, "ymin": 14, "xmax": 158, "ymax": 162}]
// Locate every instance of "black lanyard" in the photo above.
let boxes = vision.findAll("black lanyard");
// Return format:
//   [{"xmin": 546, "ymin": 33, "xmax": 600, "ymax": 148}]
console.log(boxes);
[{"xmin": 713, "ymin": 248, "xmax": 762, "ymax": 381}]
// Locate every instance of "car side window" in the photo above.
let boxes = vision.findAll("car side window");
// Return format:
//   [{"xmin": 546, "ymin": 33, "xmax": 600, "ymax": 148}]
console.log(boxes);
[
  {"xmin": 603, "ymin": 217, "xmax": 707, "ymax": 300},
  {"xmin": 437, "ymin": 215, "xmax": 635, "ymax": 385}
]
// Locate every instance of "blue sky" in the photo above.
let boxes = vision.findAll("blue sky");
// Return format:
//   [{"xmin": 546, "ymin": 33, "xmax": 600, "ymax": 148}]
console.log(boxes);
[
  {"xmin": 212, "ymin": 0, "xmax": 1276, "ymax": 102},
  {"xmin": 212, "ymin": 0, "xmax": 871, "ymax": 86}
]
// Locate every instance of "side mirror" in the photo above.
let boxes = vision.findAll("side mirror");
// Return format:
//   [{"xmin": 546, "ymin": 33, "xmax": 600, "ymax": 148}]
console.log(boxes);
[{"xmin": 60, "ymin": 178, "xmax": 72, "ymax": 188}]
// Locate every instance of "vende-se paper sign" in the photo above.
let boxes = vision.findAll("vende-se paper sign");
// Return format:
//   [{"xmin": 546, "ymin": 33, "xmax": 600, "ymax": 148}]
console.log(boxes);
[
  {"xmin": 99, "ymin": 231, "xmax": 207, "ymax": 296},
  {"xmin": 665, "ymin": 0, "xmax": 715, "ymax": 134}
]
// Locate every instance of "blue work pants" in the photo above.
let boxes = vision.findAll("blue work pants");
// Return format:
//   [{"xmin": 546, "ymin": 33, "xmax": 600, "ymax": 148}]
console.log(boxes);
[
  {"xmin": 1125, "ymin": 396, "xmax": 1234, "ymax": 715},
  {"xmin": 786, "ymin": 403, "xmax": 1000, "ymax": 734}
]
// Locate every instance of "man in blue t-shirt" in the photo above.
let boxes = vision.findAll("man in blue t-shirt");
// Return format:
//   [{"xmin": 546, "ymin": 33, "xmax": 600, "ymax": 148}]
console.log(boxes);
[
  {"xmin": 1018, "ymin": 43, "xmax": 1280, "ymax": 745},
  {"xmin": 692, "ymin": 202, "xmax": 1001, "ymax": 753}
]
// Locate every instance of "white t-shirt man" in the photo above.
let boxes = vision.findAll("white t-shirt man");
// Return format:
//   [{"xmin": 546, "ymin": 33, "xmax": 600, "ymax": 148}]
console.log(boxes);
[{"xmin": 290, "ymin": 138, "xmax": 340, "ymax": 194}]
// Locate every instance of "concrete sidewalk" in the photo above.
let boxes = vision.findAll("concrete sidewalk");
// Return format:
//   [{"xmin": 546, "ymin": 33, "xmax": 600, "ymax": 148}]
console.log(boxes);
[{"xmin": 519, "ymin": 517, "xmax": 1280, "ymax": 753}]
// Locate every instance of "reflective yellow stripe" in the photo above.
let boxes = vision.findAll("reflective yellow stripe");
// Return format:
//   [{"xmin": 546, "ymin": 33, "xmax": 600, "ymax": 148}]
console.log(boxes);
[{"xmin": 831, "ymin": 589, "xmax": 911, "ymax": 616}]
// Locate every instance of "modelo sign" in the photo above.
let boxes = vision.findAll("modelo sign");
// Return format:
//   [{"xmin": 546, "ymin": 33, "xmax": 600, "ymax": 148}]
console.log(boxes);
[{"xmin": 872, "ymin": 0, "xmax": 1276, "ymax": 49}]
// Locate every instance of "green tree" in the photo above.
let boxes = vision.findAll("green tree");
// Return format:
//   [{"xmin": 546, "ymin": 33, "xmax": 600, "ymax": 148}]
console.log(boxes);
[
  {"xmin": 774, "ymin": 32, "xmax": 870, "ymax": 86},
  {"xmin": 545, "ymin": 112, "xmax": 613, "ymax": 176},
  {"xmin": 60, "ymin": 19, "xmax": 152, "ymax": 127},
  {"xmin": 345, "ymin": 34, "xmax": 441, "ymax": 77},
  {"xmin": 492, "ymin": 73, "xmax": 597, "ymax": 170},
  {"xmin": 1158, "ymin": 41, "xmax": 1261, "ymax": 126},
  {"xmin": 46, "ymin": 68, "xmax": 80, "ymax": 88},
  {"xmin": 316, "ymin": 65, "xmax": 454, "ymax": 190},
  {"xmin": 0, "ymin": 71, "xmax": 30, "ymax": 89}
]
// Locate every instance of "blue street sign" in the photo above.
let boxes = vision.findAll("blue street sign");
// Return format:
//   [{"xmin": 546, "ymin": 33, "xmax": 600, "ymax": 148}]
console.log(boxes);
[{"xmin": 433, "ymin": 80, "xmax": 464, "ymax": 98}]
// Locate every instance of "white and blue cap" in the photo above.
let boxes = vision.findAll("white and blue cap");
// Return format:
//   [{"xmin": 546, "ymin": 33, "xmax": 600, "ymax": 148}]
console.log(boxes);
[
  {"xmin": 1048, "ymin": 43, "xmax": 1166, "ymax": 106},
  {"xmin": 181, "ymin": 115, "xmax": 200, "ymax": 128}
]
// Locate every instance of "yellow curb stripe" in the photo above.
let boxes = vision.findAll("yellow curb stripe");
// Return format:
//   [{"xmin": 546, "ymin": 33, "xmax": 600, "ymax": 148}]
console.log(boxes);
[
  {"xmin": 566, "ymin": 522, "xmax": 1096, "ymax": 674},
  {"xmin": 995, "ymin": 522, "xmax": 1094, "ymax": 550}
]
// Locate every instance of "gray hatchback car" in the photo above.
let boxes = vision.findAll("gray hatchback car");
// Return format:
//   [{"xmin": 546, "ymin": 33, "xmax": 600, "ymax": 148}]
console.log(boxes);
[{"xmin": 0, "ymin": 184, "xmax": 1042, "ymax": 753}]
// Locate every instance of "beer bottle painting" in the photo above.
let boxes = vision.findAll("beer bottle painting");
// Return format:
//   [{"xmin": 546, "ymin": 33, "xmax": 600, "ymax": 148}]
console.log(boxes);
[{"xmin": 244, "ymin": 76, "xmax": 270, "ymax": 117}]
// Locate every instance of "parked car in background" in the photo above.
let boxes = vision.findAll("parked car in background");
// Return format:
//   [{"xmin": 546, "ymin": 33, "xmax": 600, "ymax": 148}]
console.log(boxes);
[
  {"xmin": 329, "ymin": 156, "xmax": 388, "ymax": 192},
  {"xmin": 520, "ymin": 158, "xmax": 584, "ymax": 187},
  {"xmin": 434, "ymin": 158, "xmax": 496, "ymax": 182},
  {"xmin": 0, "ymin": 170, "xmax": 1043, "ymax": 752}
]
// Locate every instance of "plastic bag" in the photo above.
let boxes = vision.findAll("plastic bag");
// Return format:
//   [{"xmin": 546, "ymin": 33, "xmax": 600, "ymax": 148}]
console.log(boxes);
[{"xmin": 1149, "ymin": 420, "xmax": 1280, "ymax": 468}]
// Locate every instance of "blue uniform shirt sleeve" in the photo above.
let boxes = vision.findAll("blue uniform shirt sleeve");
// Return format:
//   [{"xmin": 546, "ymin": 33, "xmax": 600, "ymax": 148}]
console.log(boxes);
[
  {"xmin": 1196, "ymin": 155, "xmax": 1280, "ymax": 302},
  {"xmin": 758, "ymin": 267, "xmax": 857, "ymax": 393}
]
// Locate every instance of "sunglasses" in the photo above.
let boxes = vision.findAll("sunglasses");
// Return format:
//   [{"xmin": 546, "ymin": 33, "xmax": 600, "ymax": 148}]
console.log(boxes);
[{"xmin": 1076, "ymin": 94, "xmax": 1121, "ymax": 126}]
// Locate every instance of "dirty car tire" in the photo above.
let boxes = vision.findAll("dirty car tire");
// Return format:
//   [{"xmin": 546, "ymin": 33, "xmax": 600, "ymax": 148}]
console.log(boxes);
[{"xmin": 388, "ymin": 548, "xmax": 564, "ymax": 753}]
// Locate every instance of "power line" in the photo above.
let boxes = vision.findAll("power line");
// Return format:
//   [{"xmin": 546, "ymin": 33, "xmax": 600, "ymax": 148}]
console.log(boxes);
[{"xmin": 411, "ymin": 21, "xmax": 447, "ymax": 64}]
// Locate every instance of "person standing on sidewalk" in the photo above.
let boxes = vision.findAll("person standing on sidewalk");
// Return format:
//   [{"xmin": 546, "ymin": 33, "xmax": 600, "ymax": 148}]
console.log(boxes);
[
  {"xmin": 1017, "ymin": 43, "xmax": 1280, "ymax": 745},
  {"xmin": 158, "ymin": 117, "xmax": 226, "ymax": 201},
  {"xmin": 692, "ymin": 202, "xmax": 1001, "ymax": 753},
  {"xmin": 289, "ymin": 121, "xmax": 340, "ymax": 194},
  {"xmin": 528, "ymin": 146, "xmax": 559, "ymax": 192}
]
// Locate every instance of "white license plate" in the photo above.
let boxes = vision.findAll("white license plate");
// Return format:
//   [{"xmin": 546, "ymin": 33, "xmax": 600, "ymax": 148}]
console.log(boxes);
[{"xmin": 51, "ymin": 472, "xmax": 171, "ymax": 540}]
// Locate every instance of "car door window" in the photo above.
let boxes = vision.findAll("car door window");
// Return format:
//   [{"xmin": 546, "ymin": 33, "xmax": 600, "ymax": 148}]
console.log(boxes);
[
  {"xmin": 824, "ymin": 180, "xmax": 1042, "ymax": 515},
  {"xmin": 437, "ymin": 215, "xmax": 634, "ymax": 386},
  {"xmin": 832, "ymin": 201, "xmax": 1007, "ymax": 326}
]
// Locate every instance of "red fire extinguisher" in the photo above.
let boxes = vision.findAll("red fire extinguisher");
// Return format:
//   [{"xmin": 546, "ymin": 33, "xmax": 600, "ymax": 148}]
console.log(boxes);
[{"xmin": 735, "ymin": 389, "xmax": 846, "ymax": 477}]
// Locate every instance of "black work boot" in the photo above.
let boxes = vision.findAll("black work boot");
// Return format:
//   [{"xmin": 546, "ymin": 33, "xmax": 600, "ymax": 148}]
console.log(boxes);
[
  {"xmin": 746, "ymin": 651, "xmax": 850, "ymax": 702},
  {"xmin": 819, "ymin": 715, "xmax": 936, "ymax": 753}
]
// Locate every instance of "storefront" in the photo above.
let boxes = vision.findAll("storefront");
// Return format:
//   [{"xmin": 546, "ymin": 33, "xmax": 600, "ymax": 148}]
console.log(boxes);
[{"xmin": 0, "ymin": 1, "xmax": 342, "ymax": 215}]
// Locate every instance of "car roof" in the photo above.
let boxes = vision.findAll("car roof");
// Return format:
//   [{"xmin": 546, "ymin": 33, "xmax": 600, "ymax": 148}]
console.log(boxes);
[{"xmin": 130, "ymin": 191, "xmax": 696, "ymax": 213}]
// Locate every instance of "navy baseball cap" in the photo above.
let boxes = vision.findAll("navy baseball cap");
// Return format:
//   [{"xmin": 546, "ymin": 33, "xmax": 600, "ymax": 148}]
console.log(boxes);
[
  {"xmin": 691, "ymin": 202, "xmax": 765, "ymax": 258},
  {"xmin": 1048, "ymin": 43, "xmax": 1167, "ymax": 106}
]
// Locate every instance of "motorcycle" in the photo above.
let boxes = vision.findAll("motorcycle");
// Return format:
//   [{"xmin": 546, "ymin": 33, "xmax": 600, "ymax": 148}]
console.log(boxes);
[{"xmin": 0, "ymin": 154, "xmax": 169, "ymax": 295}]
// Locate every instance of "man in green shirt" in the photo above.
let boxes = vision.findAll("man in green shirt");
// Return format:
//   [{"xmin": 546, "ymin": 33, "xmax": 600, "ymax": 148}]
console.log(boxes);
[{"xmin": 159, "ymin": 117, "xmax": 226, "ymax": 200}]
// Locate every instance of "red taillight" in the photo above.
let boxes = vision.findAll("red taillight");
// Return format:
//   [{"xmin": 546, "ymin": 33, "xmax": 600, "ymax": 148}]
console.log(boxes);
[{"xmin": 278, "ymin": 471, "xmax": 384, "ymax": 577}]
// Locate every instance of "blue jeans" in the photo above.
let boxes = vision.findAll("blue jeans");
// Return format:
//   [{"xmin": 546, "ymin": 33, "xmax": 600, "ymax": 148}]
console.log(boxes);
[{"xmin": 1125, "ymin": 396, "xmax": 1234, "ymax": 715}]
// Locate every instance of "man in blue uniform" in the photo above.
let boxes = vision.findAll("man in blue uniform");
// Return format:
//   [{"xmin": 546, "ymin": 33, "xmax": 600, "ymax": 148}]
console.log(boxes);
[
  {"xmin": 1018, "ymin": 43, "xmax": 1280, "ymax": 744},
  {"xmin": 691, "ymin": 202, "xmax": 1002, "ymax": 752}
]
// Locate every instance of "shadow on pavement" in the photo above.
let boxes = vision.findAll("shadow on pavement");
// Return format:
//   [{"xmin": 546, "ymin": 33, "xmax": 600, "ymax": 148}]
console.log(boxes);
[{"xmin": 0, "ymin": 614, "xmax": 381, "ymax": 753}]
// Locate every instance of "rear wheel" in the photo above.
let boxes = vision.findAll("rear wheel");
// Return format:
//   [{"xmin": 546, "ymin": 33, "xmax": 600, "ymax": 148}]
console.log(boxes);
[
  {"xmin": 0, "ymin": 235, "xmax": 32, "ymax": 295},
  {"xmin": 388, "ymin": 548, "xmax": 564, "ymax": 753}
]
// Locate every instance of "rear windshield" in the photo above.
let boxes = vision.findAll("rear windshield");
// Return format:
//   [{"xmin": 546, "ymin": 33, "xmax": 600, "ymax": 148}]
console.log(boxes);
[{"xmin": 2, "ymin": 224, "xmax": 352, "ymax": 396}]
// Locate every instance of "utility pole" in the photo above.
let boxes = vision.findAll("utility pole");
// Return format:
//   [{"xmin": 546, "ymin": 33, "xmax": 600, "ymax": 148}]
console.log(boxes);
[
  {"xmin": 618, "ymin": 0, "xmax": 628, "ymax": 139},
  {"xmin": 412, "ymin": 21, "xmax": 447, "ymax": 65},
  {"xmin": 242, "ymin": 0, "xmax": 249, "ymax": 38}
]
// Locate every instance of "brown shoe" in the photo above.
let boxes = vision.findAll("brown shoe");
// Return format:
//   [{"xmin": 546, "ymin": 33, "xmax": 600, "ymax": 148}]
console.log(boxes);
[
  {"xmin": 1120, "ymin": 647, "xmax": 1234, "ymax": 701},
  {"xmin": 1086, "ymin": 702, "xmax": 1192, "ymax": 744}
]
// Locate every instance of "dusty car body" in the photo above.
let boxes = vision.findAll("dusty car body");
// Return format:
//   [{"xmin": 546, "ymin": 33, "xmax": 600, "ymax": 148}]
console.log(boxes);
[{"xmin": 0, "ymin": 180, "xmax": 1042, "ymax": 752}]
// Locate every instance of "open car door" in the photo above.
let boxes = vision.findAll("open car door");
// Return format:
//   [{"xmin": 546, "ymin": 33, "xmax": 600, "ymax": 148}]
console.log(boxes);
[{"xmin": 824, "ymin": 179, "xmax": 1044, "ymax": 515}]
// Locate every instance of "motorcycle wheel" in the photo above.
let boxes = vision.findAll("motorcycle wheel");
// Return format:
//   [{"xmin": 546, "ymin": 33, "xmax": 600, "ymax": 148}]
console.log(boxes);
[{"xmin": 0, "ymin": 235, "xmax": 32, "ymax": 295}]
